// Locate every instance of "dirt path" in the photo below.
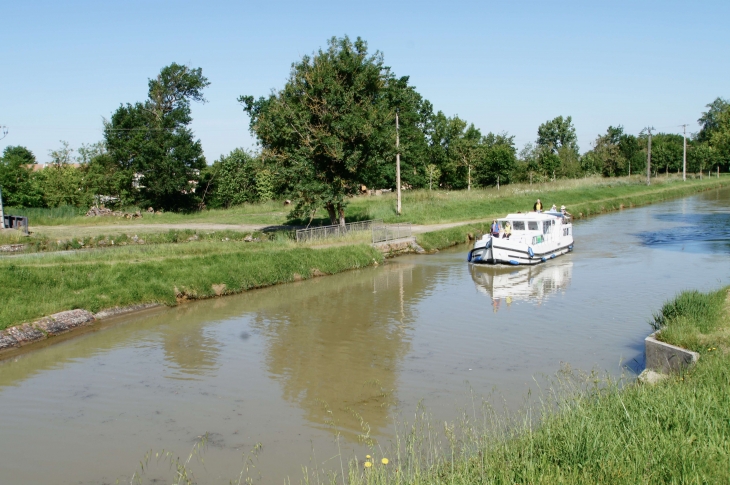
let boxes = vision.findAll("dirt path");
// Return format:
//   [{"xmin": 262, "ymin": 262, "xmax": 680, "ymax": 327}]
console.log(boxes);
[
  {"xmin": 31, "ymin": 219, "xmax": 487, "ymax": 239},
  {"xmin": 30, "ymin": 222, "xmax": 296, "ymax": 238}
]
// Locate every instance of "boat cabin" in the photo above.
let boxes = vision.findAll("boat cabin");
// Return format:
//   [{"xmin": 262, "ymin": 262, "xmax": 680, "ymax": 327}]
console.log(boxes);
[{"xmin": 494, "ymin": 212, "xmax": 571, "ymax": 245}]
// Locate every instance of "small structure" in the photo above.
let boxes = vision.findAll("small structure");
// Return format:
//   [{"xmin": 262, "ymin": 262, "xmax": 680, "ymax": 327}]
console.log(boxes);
[{"xmin": 0, "ymin": 186, "xmax": 29, "ymax": 235}]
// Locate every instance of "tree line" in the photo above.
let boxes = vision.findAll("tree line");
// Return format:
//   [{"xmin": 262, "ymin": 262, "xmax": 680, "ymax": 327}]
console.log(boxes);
[{"xmin": 1, "ymin": 36, "xmax": 728, "ymax": 223}]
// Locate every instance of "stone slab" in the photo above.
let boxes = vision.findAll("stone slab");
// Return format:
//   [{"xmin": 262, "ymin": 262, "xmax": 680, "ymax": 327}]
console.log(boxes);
[{"xmin": 645, "ymin": 331, "xmax": 699, "ymax": 374}]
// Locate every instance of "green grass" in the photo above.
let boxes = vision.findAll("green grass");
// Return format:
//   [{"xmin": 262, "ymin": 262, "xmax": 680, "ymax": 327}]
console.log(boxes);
[
  {"xmin": 0, "ymin": 240, "xmax": 382, "ymax": 331},
  {"xmin": 7, "ymin": 199, "xmax": 289, "ymax": 226},
  {"xmin": 653, "ymin": 288, "xmax": 730, "ymax": 353},
  {"xmin": 314, "ymin": 286, "xmax": 730, "ymax": 485}
]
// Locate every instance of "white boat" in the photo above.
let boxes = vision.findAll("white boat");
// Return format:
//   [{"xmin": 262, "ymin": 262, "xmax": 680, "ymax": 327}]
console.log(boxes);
[{"xmin": 467, "ymin": 211, "xmax": 574, "ymax": 265}]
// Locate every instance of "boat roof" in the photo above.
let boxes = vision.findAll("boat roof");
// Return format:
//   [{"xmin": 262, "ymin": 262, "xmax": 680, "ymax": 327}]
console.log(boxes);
[{"xmin": 498, "ymin": 211, "xmax": 565, "ymax": 221}]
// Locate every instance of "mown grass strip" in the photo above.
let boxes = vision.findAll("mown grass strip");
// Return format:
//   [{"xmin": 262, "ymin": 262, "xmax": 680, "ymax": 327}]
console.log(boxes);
[{"xmin": 0, "ymin": 243, "xmax": 382, "ymax": 331}]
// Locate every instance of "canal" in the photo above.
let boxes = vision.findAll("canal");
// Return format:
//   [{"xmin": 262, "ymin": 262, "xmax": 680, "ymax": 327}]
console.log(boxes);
[{"xmin": 1, "ymin": 188, "xmax": 729, "ymax": 484}]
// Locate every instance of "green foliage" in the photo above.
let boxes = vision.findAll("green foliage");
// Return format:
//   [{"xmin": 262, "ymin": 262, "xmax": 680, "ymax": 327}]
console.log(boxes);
[
  {"xmin": 241, "ymin": 36, "xmax": 398, "ymax": 225},
  {"xmin": 104, "ymin": 63, "xmax": 210, "ymax": 211},
  {"xmin": 697, "ymin": 97, "xmax": 729, "ymax": 143},
  {"xmin": 0, "ymin": 145, "xmax": 43, "ymax": 207},
  {"xmin": 205, "ymin": 149, "xmax": 261, "ymax": 208},
  {"xmin": 255, "ymin": 168, "xmax": 275, "ymax": 202},
  {"xmin": 425, "ymin": 164, "xmax": 441, "ymax": 190}
]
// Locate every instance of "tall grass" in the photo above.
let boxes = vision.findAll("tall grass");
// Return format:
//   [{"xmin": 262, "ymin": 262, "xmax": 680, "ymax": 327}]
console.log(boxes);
[{"xmin": 653, "ymin": 288, "xmax": 730, "ymax": 352}]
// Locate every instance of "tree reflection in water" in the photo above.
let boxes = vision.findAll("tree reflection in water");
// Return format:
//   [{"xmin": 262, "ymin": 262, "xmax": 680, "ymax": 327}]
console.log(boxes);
[{"xmin": 249, "ymin": 262, "xmax": 433, "ymax": 440}]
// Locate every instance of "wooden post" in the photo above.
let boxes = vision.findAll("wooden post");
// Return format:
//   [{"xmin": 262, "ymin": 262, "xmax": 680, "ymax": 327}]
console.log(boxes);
[{"xmin": 396, "ymin": 110, "xmax": 401, "ymax": 216}]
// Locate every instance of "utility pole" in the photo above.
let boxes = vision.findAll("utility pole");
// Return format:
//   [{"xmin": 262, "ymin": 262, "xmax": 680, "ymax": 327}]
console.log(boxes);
[
  {"xmin": 396, "ymin": 109, "xmax": 401, "ymax": 216},
  {"xmin": 644, "ymin": 127, "xmax": 654, "ymax": 186},
  {"xmin": 680, "ymin": 124, "xmax": 688, "ymax": 181}
]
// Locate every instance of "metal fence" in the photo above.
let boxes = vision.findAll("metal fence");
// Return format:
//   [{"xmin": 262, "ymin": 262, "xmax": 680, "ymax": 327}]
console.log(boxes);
[
  {"xmin": 371, "ymin": 222, "xmax": 412, "ymax": 244},
  {"xmin": 296, "ymin": 219, "xmax": 381, "ymax": 243}
]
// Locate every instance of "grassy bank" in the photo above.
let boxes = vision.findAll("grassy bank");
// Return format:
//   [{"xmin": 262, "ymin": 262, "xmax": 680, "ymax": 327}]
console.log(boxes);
[
  {"xmin": 0, "ymin": 241, "xmax": 382, "ymax": 331},
  {"xmin": 416, "ymin": 176, "xmax": 727, "ymax": 251},
  {"xmin": 317, "ymin": 286, "xmax": 730, "ymax": 485}
]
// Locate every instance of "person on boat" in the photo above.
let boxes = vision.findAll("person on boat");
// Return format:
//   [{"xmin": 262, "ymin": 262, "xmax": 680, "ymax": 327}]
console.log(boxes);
[
  {"xmin": 502, "ymin": 222, "xmax": 512, "ymax": 239},
  {"xmin": 550, "ymin": 204, "xmax": 557, "ymax": 212},
  {"xmin": 491, "ymin": 220, "xmax": 500, "ymax": 237},
  {"xmin": 560, "ymin": 205, "xmax": 572, "ymax": 217},
  {"xmin": 533, "ymin": 199, "xmax": 543, "ymax": 212}
]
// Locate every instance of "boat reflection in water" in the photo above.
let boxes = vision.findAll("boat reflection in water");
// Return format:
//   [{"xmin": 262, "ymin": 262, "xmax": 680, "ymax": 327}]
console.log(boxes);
[{"xmin": 470, "ymin": 259, "xmax": 573, "ymax": 311}]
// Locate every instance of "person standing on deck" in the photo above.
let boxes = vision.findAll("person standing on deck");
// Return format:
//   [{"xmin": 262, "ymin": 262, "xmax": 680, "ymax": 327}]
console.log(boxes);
[
  {"xmin": 491, "ymin": 220, "xmax": 500, "ymax": 237},
  {"xmin": 533, "ymin": 199, "xmax": 543, "ymax": 212}
]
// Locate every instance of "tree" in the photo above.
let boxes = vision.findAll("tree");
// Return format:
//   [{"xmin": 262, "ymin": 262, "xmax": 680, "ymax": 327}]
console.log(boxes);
[
  {"xmin": 537, "ymin": 115, "xmax": 579, "ymax": 154},
  {"xmin": 451, "ymin": 122, "xmax": 481, "ymax": 191},
  {"xmin": 425, "ymin": 164, "xmax": 441, "ymax": 190},
  {"xmin": 240, "ymin": 36, "xmax": 397, "ymax": 226},
  {"xmin": 709, "ymin": 104, "xmax": 730, "ymax": 169},
  {"xmin": 475, "ymin": 132, "xmax": 517, "ymax": 188},
  {"xmin": 697, "ymin": 97, "xmax": 729, "ymax": 143},
  {"xmin": 205, "ymin": 149, "xmax": 261, "ymax": 208},
  {"xmin": 0, "ymin": 146, "xmax": 42, "ymax": 207},
  {"xmin": 104, "ymin": 63, "xmax": 210, "ymax": 210}
]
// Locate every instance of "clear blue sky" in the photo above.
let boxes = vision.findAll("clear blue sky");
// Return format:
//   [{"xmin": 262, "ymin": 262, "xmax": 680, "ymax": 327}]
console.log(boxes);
[{"xmin": 2, "ymin": 0, "xmax": 728, "ymax": 164}]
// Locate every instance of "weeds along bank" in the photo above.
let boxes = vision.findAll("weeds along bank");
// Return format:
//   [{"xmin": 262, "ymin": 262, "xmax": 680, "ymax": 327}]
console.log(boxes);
[
  {"xmin": 0, "ymin": 241, "xmax": 382, "ymax": 332},
  {"xmin": 415, "ymin": 176, "xmax": 727, "ymax": 251}
]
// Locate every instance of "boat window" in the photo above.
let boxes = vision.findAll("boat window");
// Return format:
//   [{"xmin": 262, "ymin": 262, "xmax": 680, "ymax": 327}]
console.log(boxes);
[
  {"xmin": 543, "ymin": 221, "xmax": 552, "ymax": 234},
  {"xmin": 512, "ymin": 221, "xmax": 525, "ymax": 231},
  {"xmin": 528, "ymin": 221, "xmax": 538, "ymax": 231}
]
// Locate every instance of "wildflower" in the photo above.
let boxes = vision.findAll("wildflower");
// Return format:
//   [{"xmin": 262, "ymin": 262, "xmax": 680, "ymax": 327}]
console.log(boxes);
[
  {"xmin": 364, "ymin": 461, "xmax": 372, "ymax": 468},
  {"xmin": 366, "ymin": 455, "xmax": 371, "ymax": 459},
  {"xmin": 382, "ymin": 458, "xmax": 389, "ymax": 465}
]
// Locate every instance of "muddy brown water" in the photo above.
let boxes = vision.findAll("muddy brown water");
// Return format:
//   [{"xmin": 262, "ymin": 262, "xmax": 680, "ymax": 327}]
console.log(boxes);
[{"xmin": 1, "ymin": 188, "xmax": 730, "ymax": 484}]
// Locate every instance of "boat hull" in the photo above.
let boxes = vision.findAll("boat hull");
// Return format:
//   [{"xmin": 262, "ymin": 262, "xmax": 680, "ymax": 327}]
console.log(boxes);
[{"xmin": 468, "ymin": 238, "xmax": 574, "ymax": 266}]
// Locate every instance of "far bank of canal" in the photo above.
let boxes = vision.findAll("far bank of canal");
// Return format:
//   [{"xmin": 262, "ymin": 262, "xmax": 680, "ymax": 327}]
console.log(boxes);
[{"xmin": 1, "ymin": 187, "xmax": 730, "ymax": 484}]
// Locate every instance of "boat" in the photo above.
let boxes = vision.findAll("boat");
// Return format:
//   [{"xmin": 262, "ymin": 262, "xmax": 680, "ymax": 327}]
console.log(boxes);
[{"xmin": 467, "ymin": 211, "xmax": 574, "ymax": 265}]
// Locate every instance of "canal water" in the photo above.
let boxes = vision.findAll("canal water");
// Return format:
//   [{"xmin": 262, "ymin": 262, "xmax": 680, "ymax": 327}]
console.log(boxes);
[{"xmin": 1, "ymin": 188, "xmax": 729, "ymax": 484}]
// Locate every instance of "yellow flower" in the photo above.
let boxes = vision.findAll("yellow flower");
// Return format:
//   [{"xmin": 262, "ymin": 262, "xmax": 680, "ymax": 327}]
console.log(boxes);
[
  {"xmin": 364, "ymin": 461, "xmax": 372, "ymax": 468},
  {"xmin": 381, "ymin": 458, "xmax": 389, "ymax": 465},
  {"xmin": 366, "ymin": 455, "xmax": 371, "ymax": 459}
]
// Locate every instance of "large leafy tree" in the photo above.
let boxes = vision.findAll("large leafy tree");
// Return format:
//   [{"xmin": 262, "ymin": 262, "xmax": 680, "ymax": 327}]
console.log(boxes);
[
  {"xmin": 104, "ymin": 63, "xmax": 209, "ymax": 210},
  {"xmin": 0, "ymin": 146, "xmax": 43, "ymax": 207},
  {"xmin": 697, "ymin": 97, "xmax": 729, "ymax": 143},
  {"xmin": 241, "ymin": 36, "xmax": 411, "ymax": 225},
  {"xmin": 536, "ymin": 115, "xmax": 579, "ymax": 179}
]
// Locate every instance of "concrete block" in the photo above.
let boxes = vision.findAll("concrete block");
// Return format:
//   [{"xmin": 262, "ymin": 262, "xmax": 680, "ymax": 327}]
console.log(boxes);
[{"xmin": 645, "ymin": 331, "xmax": 699, "ymax": 374}]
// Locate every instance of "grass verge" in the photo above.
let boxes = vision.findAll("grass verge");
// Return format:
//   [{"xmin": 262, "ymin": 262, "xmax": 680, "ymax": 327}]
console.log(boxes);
[{"xmin": 0, "ymin": 241, "xmax": 382, "ymax": 331}]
